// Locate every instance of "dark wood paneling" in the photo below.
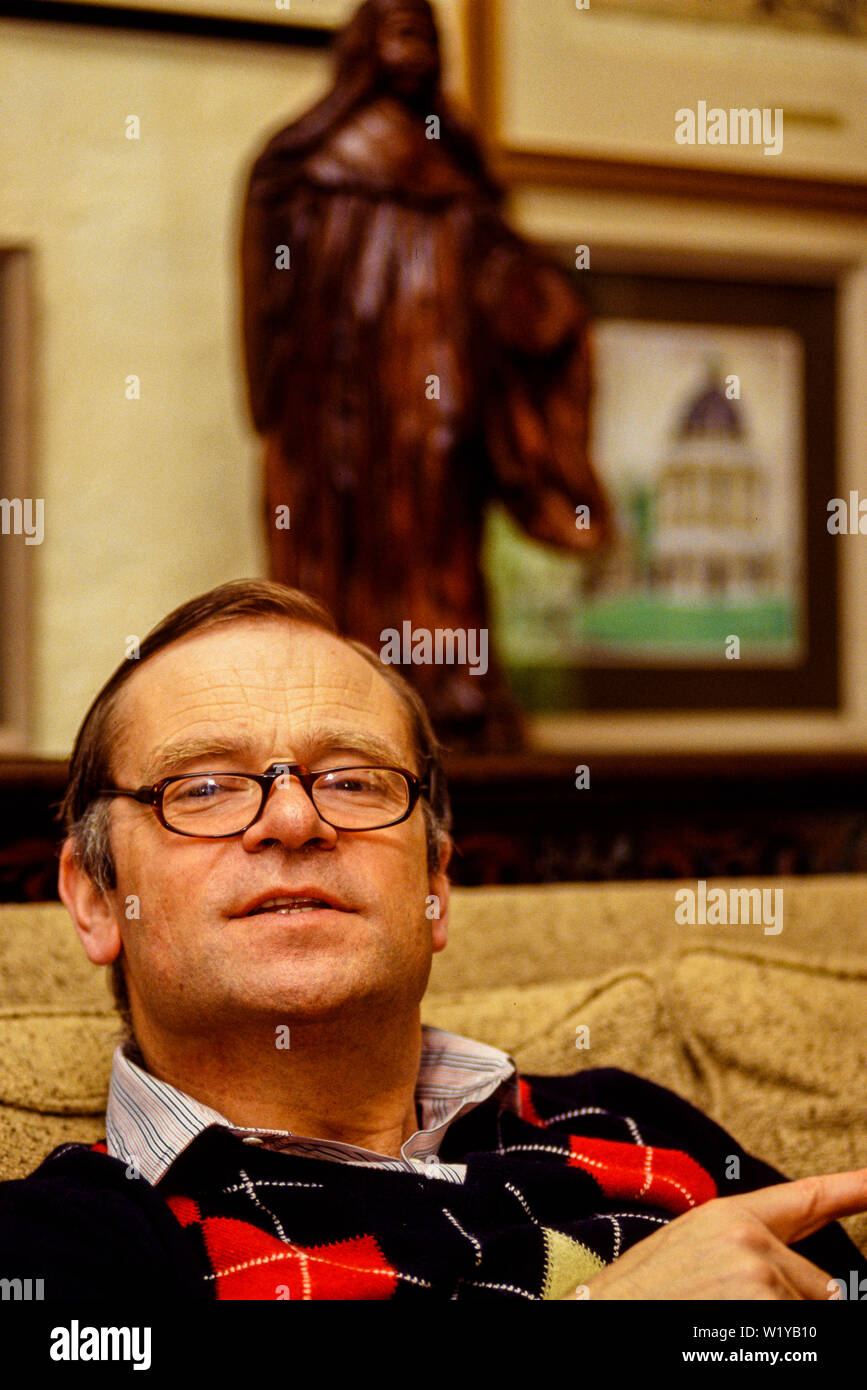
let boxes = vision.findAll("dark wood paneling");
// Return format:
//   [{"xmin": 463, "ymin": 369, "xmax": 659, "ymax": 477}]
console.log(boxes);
[
  {"xmin": 0, "ymin": 1, "xmax": 332, "ymax": 45},
  {"xmin": 491, "ymin": 150, "xmax": 867, "ymax": 218},
  {"xmin": 5, "ymin": 751, "xmax": 867, "ymax": 896}
]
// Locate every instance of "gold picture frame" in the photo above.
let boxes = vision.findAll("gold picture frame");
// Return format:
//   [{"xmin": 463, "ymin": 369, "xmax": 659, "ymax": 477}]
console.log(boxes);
[
  {"xmin": 0, "ymin": 251, "xmax": 34, "ymax": 752},
  {"xmin": 23, "ymin": 0, "xmax": 354, "ymax": 24},
  {"xmin": 468, "ymin": 0, "xmax": 867, "ymax": 213}
]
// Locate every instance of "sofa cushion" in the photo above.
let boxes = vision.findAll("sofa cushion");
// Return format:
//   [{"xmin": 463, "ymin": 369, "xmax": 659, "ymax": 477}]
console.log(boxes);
[
  {"xmin": 422, "ymin": 969, "xmax": 694, "ymax": 1094},
  {"xmin": 0, "ymin": 1008, "xmax": 118, "ymax": 1183},
  {"xmin": 0, "ymin": 1010, "xmax": 117, "ymax": 1113},
  {"xmin": 432, "ymin": 878, "xmax": 867, "ymax": 991},
  {"xmin": 0, "ymin": 904, "xmax": 109, "ymax": 1010}
]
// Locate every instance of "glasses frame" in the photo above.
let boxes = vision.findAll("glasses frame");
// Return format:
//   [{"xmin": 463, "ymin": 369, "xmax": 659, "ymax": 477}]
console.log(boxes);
[{"xmin": 97, "ymin": 761, "xmax": 429, "ymax": 838}]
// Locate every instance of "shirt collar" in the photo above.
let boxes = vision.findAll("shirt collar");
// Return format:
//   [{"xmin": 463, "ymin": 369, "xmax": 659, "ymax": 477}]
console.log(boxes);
[{"xmin": 105, "ymin": 1025, "xmax": 518, "ymax": 1186}]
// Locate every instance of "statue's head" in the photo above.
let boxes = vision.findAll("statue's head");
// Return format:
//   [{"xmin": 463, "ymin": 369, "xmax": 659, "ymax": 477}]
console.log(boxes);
[
  {"xmin": 335, "ymin": 0, "xmax": 441, "ymax": 107},
  {"xmin": 252, "ymin": 0, "xmax": 501, "ymax": 197},
  {"xmin": 376, "ymin": 0, "xmax": 440, "ymax": 99}
]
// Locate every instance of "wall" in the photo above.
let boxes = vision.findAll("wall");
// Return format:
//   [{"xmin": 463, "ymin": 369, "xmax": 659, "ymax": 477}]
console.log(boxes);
[
  {"xmin": 5, "ymin": 0, "xmax": 866, "ymax": 758},
  {"xmin": 0, "ymin": 0, "xmax": 469, "ymax": 755}
]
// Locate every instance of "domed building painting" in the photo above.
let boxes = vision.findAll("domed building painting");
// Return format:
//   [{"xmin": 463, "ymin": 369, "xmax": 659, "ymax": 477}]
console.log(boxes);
[
  {"xmin": 485, "ymin": 319, "xmax": 804, "ymax": 680},
  {"xmin": 654, "ymin": 359, "xmax": 781, "ymax": 599}
]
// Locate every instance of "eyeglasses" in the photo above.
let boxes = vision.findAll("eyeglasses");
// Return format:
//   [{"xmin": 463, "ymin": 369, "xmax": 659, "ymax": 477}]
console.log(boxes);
[{"xmin": 97, "ymin": 762, "xmax": 428, "ymax": 837}]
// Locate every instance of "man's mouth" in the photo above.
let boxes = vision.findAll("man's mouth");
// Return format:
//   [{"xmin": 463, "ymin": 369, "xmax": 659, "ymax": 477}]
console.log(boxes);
[
  {"xmin": 235, "ymin": 890, "xmax": 350, "ymax": 918},
  {"xmin": 245, "ymin": 897, "xmax": 333, "ymax": 917}
]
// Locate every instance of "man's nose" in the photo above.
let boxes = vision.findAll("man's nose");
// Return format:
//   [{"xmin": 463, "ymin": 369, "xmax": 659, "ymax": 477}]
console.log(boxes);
[{"xmin": 240, "ymin": 771, "xmax": 338, "ymax": 851}]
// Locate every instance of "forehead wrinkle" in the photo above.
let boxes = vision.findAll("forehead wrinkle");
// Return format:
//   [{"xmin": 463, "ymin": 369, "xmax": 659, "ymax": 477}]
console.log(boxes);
[
  {"xmin": 112, "ymin": 613, "xmax": 413, "ymax": 758},
  {"xmin": 168, "ymin": 659, "xmax": 379, "ymax": 712},
  {"xmin": 133, "ymin": 659, "xmax": 379, "ymax": 728},
  {"xmin": 118, "ymin": 637, "xmax": 413, "ymax": 782}
]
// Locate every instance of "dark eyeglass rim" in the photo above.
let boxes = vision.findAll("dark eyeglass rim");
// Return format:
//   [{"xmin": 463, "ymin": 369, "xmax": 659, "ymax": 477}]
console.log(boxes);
[{"xmin": 95, "ymin": 762, "xmax": 430, "ymax": 837}]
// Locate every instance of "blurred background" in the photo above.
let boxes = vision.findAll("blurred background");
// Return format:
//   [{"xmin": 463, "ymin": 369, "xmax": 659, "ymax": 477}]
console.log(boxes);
[{"xmin": 2, "ymin": 0, "xmax": 867, "ymax": 891}]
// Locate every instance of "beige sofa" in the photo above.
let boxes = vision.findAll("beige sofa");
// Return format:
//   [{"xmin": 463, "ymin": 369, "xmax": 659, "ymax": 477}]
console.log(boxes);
[{"xmin": 3, "ymin": 876, "xmax": 867, "ymax": 1253}]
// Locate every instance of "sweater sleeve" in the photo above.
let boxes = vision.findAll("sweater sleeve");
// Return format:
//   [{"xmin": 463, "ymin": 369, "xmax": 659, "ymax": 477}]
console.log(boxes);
[{"xmin": 0, "ymin": 1145, "xmax": 208, "ymax": 1300}]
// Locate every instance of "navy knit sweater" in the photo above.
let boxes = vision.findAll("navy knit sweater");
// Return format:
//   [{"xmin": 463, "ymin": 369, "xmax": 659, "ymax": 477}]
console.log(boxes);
[{"xmin": 2, "ymin": 1069, "xmax": 865, "ymax": 1300}]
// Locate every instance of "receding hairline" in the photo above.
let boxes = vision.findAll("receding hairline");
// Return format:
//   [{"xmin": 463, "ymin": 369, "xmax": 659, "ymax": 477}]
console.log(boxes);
[{"xmin": 101, "ymin": 613, "xmax": 420, "ymax": 785}]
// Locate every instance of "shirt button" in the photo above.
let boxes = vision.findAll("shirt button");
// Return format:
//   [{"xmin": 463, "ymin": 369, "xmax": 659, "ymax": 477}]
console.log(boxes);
[{"xmin": 424, "ymin": 1154, "xmax": 439, "ymax": 1166}]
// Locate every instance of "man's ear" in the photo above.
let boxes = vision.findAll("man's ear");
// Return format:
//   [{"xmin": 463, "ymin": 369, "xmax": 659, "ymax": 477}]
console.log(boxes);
[
  {"xmin": 58, "ymin": 837, "xmax": 123, "ymax": 966},
  {"xmin": 428, "ymin": 835, "xmax": 451, "ymax": 954}
]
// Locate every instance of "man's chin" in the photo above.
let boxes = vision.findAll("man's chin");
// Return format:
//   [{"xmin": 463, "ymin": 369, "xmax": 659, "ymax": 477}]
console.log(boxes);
[{"xmin": 219, "ymin": 977, "xmax": 393, "ymax": 1030}]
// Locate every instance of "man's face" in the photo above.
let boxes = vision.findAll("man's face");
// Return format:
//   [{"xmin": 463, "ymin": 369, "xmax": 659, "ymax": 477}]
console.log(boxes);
[
  {"xmin": 377, "ymin": 6, "xmax": 440, "ymax": 100},
  {"xmin": 92, "ymin": 619, "xmax": 448, "ymax": 1043}
]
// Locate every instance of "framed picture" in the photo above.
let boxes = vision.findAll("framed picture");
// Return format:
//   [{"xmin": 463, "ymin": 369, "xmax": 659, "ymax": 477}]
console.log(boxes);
[
  {"xmin": 483, "ymin": 266, "xmax": 838, "ymax": 712},
  {"xmin": 19, "ymin": 0, "xmax": 353, "ymax": 29},
  {"xmin": 0, "ymin": 250, "xmax": 34, "ymax": 750},
  {"xmin": 589, "ymin": 0, "xmax": 867, "ymax": 37},
  {"xmin": 471, "ymin": 0, "xmax": 867, "ymax": 197}
]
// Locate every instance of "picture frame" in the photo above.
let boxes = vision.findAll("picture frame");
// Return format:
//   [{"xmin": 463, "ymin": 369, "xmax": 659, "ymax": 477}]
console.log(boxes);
[
  {"xmin": 469, "ymin": 0, "xmax": 867, "ymax": 209},
  {"xmin": 0, "ymin": 250, "xmax": 35, "ymax": 751},
  {"xmin": 11, "ymin": 0, "xmax": 352, "ymax": 33},
  {"xmin": 484, "ymin": 265, "xmax": 839, "ymax": 713},
  {"xmin": 588, "ymin": 1, "xmax": 867, "ymax": 37}
]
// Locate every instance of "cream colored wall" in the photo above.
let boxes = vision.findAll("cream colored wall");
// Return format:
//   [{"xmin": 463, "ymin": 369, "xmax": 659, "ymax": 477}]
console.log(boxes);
[
  {"xmin": 0, "ymin": 2, "xmax": 469, "ymax": 755},
  {"xmin": 6, "ymin": 1, "xmax": 865, "ymax": 757}
]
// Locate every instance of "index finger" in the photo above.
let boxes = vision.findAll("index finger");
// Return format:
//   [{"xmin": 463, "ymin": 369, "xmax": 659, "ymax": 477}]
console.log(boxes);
[{"xmin": 727, "ymin": 1167, "xmax": 867, "ymax": 1246}]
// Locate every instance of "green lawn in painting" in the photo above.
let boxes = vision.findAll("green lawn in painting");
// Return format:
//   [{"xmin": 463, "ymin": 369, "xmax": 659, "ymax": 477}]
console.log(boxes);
[{"xmin": 580, "ymin": 595, "xmax": 794, "ymax": 650}]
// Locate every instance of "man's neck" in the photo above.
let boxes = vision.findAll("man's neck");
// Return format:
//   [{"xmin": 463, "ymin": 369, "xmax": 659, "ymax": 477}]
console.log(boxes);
[{"xmin": 130, "ymin": 1009, "xmax": 425, "ymax": 1159}]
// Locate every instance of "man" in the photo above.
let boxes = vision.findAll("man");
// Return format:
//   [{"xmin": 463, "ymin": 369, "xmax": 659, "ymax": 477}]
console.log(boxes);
[
  {"xmin": 1, "ymin": 578, "xmax": 866, "ymax": 1300},
  {"xmin": 241, "ymin": 0, "xmax": 610, "ymax": 746}
]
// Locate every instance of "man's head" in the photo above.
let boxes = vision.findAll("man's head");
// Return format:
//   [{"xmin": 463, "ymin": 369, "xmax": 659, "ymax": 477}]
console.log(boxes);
[{"xmin": 59, "ymin": 580, "xmax": 452, "ymax": 1056}]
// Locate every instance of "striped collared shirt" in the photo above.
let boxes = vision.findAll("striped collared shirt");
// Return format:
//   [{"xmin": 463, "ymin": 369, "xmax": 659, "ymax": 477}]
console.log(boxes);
[{"xmin": 106, "ymin": 1025, "xmax": 519, "ymax": 1188}]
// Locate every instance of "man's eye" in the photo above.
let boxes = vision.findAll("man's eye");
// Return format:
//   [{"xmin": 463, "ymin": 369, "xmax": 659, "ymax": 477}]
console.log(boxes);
[
  {"xmin": 174, "ymin": 778, "xmax": 233, "ymax": 802},
  {"xmin": 321, "ymin": 771, "xmax": 388, "ymax": 795},
  {"xmin": 330, "ymin": 776, "xmax": 369, "ymax": 793}
]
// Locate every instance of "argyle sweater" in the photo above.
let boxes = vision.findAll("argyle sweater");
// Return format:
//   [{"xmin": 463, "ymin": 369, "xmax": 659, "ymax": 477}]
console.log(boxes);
[{"xmin": 3, "ymin": 1068, "xmax": 866, "ymax": 1300}]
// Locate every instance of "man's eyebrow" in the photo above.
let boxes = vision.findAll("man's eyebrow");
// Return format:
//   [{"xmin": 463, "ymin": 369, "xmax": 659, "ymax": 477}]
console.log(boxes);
[
  {"xmin": 140, "ymin": 735, "xmax": 260, "ymax": 784},
  {"xmin": 295, "ymin": 726, "xmax": 411, "ymax": 769},
  {"xmin": 139, "ymin": 728, "xmax": 410, "ymax": 783},
  {"xmin": 308, "ymin": 729, "xmax": 408, "ymax": 767}
]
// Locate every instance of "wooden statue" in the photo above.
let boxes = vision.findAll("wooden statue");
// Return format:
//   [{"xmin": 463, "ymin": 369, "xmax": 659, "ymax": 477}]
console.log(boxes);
[{"xmin": 241, "ymin": 0, "xmax": 610, "ymax": 748}]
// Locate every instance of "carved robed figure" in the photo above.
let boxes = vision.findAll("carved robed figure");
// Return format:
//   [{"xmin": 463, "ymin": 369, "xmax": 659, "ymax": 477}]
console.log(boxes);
[{"xmin": 241, "ymin": 0, "xmax": 610, "ymax": 746}]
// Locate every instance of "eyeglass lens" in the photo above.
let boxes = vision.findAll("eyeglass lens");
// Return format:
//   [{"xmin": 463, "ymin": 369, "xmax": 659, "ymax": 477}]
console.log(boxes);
[{"xmin": 160, "ymin": 769, "xmax": 410, "ymax": 833}]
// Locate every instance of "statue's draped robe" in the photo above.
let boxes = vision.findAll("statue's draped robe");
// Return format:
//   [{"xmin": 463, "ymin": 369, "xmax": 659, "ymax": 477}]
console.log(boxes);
[{"xmin": 243, "ymin": 96, "xmax": 608, "ymax": 736}]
